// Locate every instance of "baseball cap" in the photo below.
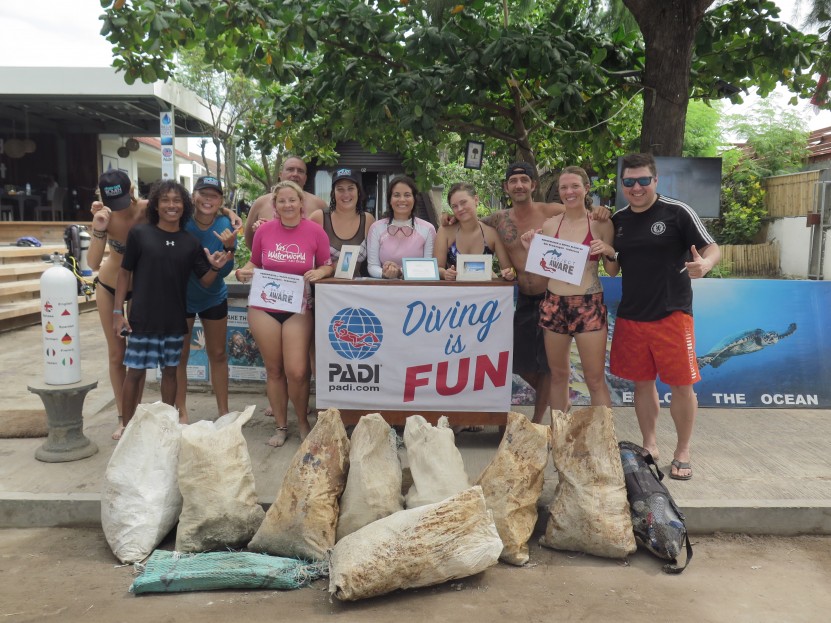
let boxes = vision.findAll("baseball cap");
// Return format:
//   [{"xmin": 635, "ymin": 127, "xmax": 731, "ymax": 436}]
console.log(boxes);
[
  {"xmin": 194, "ymin": 175, "xmax": 223, "ymax": 194},
  {"xmin": 98, "ymin": 170, "xmax": 132, "ymax": 211},
  {"xmin": 505, "ymin": 162, "xmax": 536, "ymax": 181},
  {"xmin": 331, "ymin": 167, "xmax": 361, "ymax": 186}
]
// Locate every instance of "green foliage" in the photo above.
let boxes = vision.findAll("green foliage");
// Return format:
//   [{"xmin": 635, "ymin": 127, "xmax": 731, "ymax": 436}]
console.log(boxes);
[
  {"xmin": 724, "ymin": 100, "xmax": 810, "ymax": 177},
  {"xmin": 714, "ymin": 149, "xmax": 767, "ymax": 245},
  {"xmin": 683, "ymin": 100, "xmax": 722, "ymax": 157}
]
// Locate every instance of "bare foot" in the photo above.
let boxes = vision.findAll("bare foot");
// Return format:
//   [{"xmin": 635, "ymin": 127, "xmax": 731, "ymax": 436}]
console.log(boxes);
[
  {"xmin": 298, "ymin": 420, "xmax": 312, "ymax": 440},
  {"xmin": 642, "ymin": 446, "xmax": 660, "ymax": 463},
  {"xmin": 267, "ymin": 427, "xmax": 288, "ymax": 447},
  {"xmin": 262, "ymin": 406, "xmax": 273, "ymax": 417},
  {"xmin": 111, "ymin": 425, "xmax": 125, "ymax": 441}
]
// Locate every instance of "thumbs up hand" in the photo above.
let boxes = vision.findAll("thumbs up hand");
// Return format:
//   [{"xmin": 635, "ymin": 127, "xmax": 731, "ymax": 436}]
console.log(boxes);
[{"xmin": 684, "ymin": 245, "xmax": 712, "ymax": 279}]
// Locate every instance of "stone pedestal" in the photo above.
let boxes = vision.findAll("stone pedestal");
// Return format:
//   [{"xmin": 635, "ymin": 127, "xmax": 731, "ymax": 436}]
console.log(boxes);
[{"xmin": 28, "ymin": 376, "xmax": 99, "ymax": 463}]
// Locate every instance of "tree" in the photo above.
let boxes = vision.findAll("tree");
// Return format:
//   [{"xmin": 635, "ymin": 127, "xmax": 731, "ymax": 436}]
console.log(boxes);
[
  {"xmin": 623, "ymin": 0, "xmax": 821, "ymax": 156},
  {"xmin": 99, "ymin": 0, "xmax": 820, "ymax": 172}
]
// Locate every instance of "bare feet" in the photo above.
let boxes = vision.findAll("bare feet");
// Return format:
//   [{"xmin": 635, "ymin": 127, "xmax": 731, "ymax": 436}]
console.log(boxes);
[
  {"xmin": 267, "ymin": 427, "xmax": 288, "ymax": 447},
  {"xmin": 111, "ymin": 425, "xmax": 125, "ymax": 441},
  {"xmin": 299, "ymin": 419, "xmax": 312, "ymax": 441},
  {"xmin": 263, "ymin": 406, "xmax": 273, "ymax": 417}
]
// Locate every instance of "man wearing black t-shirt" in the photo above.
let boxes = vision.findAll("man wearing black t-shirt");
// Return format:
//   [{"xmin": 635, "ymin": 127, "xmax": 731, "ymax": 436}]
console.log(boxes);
[
  {"xmin": 112, "ymin": 181, "xmax": 232, "ymax": 432},
  {"xmin": 606, "ymin": 153, "xmax": 720, "ymax": 481}
]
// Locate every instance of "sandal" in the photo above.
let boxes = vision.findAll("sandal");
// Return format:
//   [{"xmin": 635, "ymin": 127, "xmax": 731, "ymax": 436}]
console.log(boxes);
[
  {"xmin": 670, "ymin": 459, "xmax": 692, "ymax": 480},
  {"xmin": 267, "ymin": 426, "xmax": 288, "ymax": 447}
]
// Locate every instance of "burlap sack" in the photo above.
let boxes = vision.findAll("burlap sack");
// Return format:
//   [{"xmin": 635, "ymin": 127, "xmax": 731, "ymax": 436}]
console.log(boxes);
[
  {"xmin": 475, "ymin": 411, "xmax": 552, "ymax": 565},
  {"xmin": 404, "ymin": 414, "xmax": 469, "ymax": 508},
  {"xmin": 248, "ymin": 408, "xmax": 349, "ymax": 560},
  {"xmin": 329, "ymin": 486, "xmax": 503, "ymax": 601},
  {"xmin": 540, "ymin": 406, "xmax": 637, "ymax": 559},
  {"xmin": 175, "ymin": 406, "xmax": 265, "ymax": 552},
  {"xmin": 337, "ymin": 413, "xmax": 403, "ymax": 541},
  {"xmin": 101, "ymin": 402, "xmax": 183, "ymax": 563}
]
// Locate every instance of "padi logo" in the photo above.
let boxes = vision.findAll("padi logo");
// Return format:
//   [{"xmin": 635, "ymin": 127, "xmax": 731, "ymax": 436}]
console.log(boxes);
[
  {"xmin": 103, "ymin": 184, "xmax": 123, "ymax": 197},
  {"xmin": 328, "ymin": 307, "xmax": 383, "ymax": 360},
  {"xmin": 202, "ymin": 177, "xmax": 219, "ymax": 186},
  {"xmin": 651, "ymin": 221, "xmax": 666, "ymax": 235},
  {"xmin": 335, "ymin": 168, "xmax": 353, "ymax": 178}
]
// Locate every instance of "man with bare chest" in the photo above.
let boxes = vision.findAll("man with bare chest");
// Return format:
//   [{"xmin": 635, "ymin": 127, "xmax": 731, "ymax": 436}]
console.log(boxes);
[
  {"xmin": 482, "ymin": 162, "xmax": 609, "ymax": 423},
  {"xmin": 244, "ymin": 156, "xmax": 328, "ymax": 249}
]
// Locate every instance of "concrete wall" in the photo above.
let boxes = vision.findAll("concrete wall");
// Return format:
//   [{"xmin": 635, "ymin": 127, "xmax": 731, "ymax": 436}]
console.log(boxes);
[{"xmin": 767, "ymin": 215, "xmax": 831, "ymax": 279}]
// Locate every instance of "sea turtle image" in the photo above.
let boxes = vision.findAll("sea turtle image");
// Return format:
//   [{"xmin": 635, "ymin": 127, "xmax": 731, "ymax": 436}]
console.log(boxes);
[{"xmin": 697, "ymin": 323, "xmax": 797, "ymax": 369}]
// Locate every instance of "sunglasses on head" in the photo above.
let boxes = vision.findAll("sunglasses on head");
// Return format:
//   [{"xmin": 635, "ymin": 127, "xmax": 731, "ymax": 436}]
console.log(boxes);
[{"xmin": 621, "ymin": 176, "xmax": 654, "ymax": 188}]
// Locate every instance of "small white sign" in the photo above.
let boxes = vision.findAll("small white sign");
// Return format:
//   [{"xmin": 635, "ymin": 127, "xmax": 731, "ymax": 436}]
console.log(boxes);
[
  {"xmin": 248, "ymin": 268, "xmax": 304, "ymax": 313},
  {"xmin": 525, "ymin": 234, "xmax": 589, "ymax": 286}
]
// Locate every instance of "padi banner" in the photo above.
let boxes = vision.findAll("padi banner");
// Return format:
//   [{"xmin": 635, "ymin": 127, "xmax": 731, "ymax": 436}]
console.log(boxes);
[
  {"xmin": 553, "ymin": 278, "xmax": 831, "ymax": 409},
  {"xmin": 315, "ymin": 283, "xmax": 514, "ymax": 411}
]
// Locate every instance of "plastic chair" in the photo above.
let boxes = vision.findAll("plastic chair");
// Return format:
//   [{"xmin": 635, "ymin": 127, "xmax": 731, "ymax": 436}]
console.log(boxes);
[{"xmin": 35, "ymin": 187, "xmax": 66, "ymax": 221}]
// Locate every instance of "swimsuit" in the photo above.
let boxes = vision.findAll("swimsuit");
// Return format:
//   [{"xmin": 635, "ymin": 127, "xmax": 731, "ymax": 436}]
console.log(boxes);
[
  {"xmin": 446, "ymin": 224, "xmax": 493, "ymax": 267},
  {"xmin": 93, "ymin": 276, "xmax": 132, "ymax": 301},
  {"xmin": 554, "ymin": 213, "xmax": 600, "ymax": 261}
]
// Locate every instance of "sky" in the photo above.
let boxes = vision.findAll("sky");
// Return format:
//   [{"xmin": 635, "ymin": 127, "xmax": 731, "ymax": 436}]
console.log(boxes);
[{"xmin": 0, "ymin": 0, "xmax": 829, "ymax": 132}]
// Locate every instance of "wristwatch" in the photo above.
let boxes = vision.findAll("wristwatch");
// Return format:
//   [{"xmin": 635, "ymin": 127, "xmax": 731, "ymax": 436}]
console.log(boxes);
[{"xmin": 606, "ymin": 251, "xmax": 619, "ymax": 262}]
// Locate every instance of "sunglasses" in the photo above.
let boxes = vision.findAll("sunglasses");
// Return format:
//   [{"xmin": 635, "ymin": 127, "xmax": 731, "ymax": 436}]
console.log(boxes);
[
  {"xmin": 387, "ymin": 224, "xmax": 414, "ymax": 237},
  {"xmin": 621, "ymin": 176, "xmax": 654, "ymax": 188}
]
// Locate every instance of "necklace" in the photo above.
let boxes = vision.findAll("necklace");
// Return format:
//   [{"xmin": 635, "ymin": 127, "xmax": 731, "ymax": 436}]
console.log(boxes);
[{"xmin": 194, "ymin": 214, "xmax": 215, "ymax": 228}]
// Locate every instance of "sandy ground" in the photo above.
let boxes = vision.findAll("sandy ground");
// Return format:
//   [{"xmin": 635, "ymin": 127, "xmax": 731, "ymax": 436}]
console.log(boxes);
[{"xmin": 0, "ymin": 528, "xmax": 829, "ymax": 623}]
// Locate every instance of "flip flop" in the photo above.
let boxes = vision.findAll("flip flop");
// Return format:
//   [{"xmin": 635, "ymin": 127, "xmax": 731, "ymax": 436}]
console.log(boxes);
[{"xmin": 670, "ymin": 459, "xmax": 692, "ymax": 480}]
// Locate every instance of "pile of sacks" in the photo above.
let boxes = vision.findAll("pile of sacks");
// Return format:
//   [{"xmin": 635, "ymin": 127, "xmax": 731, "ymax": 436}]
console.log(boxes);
[{"xmin": 103, "ymin": 402, "xmax": 635, "ymax": 601}]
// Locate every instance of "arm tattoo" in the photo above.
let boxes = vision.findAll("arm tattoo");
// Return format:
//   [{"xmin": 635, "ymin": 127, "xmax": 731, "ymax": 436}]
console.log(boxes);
[{"xmin": 497, "ymin": 211, "xmax": 519, "ymax": 244}]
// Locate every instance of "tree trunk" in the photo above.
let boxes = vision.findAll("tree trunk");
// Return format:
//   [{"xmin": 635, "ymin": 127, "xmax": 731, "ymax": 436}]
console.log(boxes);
[{"xmin": 623, "ymin": 0, "xmax": 714, "ymax": 156}]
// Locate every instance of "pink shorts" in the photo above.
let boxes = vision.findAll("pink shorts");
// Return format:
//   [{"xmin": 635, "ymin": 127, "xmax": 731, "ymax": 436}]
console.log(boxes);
[{"xmin": 610, "ymin": 311, "xmax": 700, "ymax": 386}]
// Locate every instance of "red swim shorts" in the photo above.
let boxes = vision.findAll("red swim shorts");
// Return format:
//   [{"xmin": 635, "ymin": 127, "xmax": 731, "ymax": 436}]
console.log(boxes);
[{"xmin": 610, "ymin": 311, "xmax": 700, "ymax": 386}]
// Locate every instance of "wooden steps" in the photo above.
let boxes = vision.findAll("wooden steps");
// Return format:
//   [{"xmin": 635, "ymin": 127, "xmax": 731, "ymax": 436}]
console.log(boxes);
[{"xmin": 0, "ymin": 244, "xmax": 98, "ymax": 333}]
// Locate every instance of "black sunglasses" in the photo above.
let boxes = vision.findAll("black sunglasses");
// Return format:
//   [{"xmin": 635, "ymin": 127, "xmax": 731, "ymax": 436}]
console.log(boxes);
[{"xmin": 621, "ymin": 176, "xmax": 654, "ymax": 188}]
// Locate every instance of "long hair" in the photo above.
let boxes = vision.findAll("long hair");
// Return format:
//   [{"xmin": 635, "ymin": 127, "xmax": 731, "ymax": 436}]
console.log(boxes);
[
  {"xmin": 559, "ymin": 166, "xmax": 593, "ymax": 210},
  {"xmin": 328, "ymin": 176, "xmax": 367, "ymax": 214},
  {"xmin": 385, "ymin": 175, "xmax": 419, "ymax": 224},
  {"xmin": 146, "ymin": 180, "xmax": 193, "ymax": 229}
]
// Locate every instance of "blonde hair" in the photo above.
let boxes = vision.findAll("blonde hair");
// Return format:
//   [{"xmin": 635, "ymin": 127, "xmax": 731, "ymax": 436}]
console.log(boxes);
[{"xmin": 272, "ymin": 180, "xmax": 304, "ymax": 202}]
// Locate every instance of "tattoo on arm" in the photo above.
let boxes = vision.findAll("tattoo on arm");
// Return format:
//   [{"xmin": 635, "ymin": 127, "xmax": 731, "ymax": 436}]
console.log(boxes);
[{"xmin": 497, "ymin": 212, "xmax": 519, "ymax": 245}]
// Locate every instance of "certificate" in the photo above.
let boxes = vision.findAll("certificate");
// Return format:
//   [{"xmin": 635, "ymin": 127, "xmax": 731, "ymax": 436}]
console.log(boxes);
[
  {"xmin": 248, "ymin": 268, "xmax": 304, "ymax": 313},
  {"xmin": 525, "ymin": 234, "xmax": 589, "ymax": 286},
  {"xmin": 402, "ymin": 257, "xmax": 440, "ymax": 281}
]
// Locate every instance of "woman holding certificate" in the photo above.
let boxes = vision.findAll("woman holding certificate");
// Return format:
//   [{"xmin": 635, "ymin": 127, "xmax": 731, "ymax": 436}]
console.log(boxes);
[
  {"xmin": 434, "ymin": 182, "xmax": 516, "ymax": 281},
  {"xmin": 235, "ymin": 181, "xmax": 333, "ymax": 447},
  {"xmin": 366, "ymin": 176, "xmax": 436, "ymax": 279},
  {"xmin": 520, "ymin": 166, "xmax": 616, "ymax": 413}
]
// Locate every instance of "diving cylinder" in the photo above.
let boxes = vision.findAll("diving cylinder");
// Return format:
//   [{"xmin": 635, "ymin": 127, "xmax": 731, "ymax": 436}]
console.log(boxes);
[
  {"xmin": 40, "ymin": 254, "xmax": 81, "ymax": 385},
  {"xmin": 78, "ymin": 227, "xmax": 92, "ymax": 276}
]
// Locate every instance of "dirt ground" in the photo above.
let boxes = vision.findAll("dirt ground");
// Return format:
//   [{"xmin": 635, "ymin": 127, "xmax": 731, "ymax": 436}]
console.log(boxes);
[{"xmin": 0, "ymin": 528, "xmax": 829, "ymax": 623}]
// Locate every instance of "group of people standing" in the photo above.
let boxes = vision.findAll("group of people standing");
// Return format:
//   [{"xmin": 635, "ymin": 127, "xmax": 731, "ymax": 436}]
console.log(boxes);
[{"xmin": 88, "ymin": 151, "xmax": 720, "ymax": 481}]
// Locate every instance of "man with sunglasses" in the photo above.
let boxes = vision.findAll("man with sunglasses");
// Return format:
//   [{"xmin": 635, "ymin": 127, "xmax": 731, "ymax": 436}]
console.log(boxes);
[{"xmin": 606, "ymin": 152, "xmax": 721, "ymax": 481}]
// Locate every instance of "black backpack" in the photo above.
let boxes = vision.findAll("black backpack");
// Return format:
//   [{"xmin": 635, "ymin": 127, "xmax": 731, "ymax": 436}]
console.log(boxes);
[{"xmin": 619, "ymin": 441, "xmax": 693, "ymax": 574}]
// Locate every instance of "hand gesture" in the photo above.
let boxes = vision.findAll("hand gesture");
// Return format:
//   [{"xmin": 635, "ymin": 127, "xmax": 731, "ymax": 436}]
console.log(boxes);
[
  {"xmin": 193, "ymin": 328, "xmax": 206, "ymax": 350},
  {"xmin": 684, "ymin": 245, "xmax": 712, "ymax": 279},
  {"xmin": 213, "ymin": 225, "xmax": 238, "ymax": 250},
  {"xmin": 499, "ymin": 266, "xmax": 517, "ymax": 281},
  {"xmin": 227, "ymin": 210, "xmax": 243, "ymax": 231},
  {"xmin": 91, "ymin": 202, "xmax": 111, "ymax": 232},
  {"xmin": 251, "ymin": 218, "xmax": 267, "ymax": 233},
  {"xmin": 443, "ymin": 265, "xmax": 458, "ymax": 281},
  {"xmin": 520, "ymin": 228, "xmax": 539, "ymax": 250},
  {"xmin": 204, "ymin": 248, "xmax": 233, "ymax": 270}
]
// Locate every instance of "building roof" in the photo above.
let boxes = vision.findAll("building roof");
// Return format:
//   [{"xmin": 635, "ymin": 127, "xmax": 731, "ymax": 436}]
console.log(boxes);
[
  {"xmin": 808, "ymin": 126, "xmax": 831, "ymax": 162},
  {"xmin": 0, "ymin": 66, "xmax": 223, "ymax": 138}
]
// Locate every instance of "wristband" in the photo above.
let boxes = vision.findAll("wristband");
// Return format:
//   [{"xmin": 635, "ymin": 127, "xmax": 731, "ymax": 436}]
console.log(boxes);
[
  {"xmin": 605, "ymin": 251, "xmax": 619, "ymax": 262},
  {"xmin": 92, "ymin": 229, "xmax": 107, "ymax": 239},
  {"xmin": 223, "ymin": 246, "xmax": 235, "ymax": 253},
  {"xmin": 113, "ymin": 310, "xmax": 123, "ymax": 315}
]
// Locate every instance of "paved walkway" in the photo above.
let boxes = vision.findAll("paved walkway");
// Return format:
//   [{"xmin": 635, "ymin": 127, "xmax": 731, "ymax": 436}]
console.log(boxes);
[{"xmin": 1, "ymin": 311, "xmax": 829, "ymax": 534}]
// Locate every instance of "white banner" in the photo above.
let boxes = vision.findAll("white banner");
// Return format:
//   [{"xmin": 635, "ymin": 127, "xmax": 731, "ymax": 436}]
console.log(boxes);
[
  {"xmin": 248, "ymin": 268, "xmax": 304, "ymax": 313},
  {"xmin": 315, "ymin": 283, "xmax": 514, "ymax": 412},
  {"xmin": 525, "ymin": 233, "xmax": 588, "ymax": 285}
]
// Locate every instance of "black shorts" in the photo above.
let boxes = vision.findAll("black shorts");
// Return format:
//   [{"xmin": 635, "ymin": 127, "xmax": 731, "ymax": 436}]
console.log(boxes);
[
  {"xmin": 513, "ymin": 291, "xmax": 549, "ymax": 376},
  {"xmin": 186, "ymin": 299, "xmax": 228, "ymax": 321}
]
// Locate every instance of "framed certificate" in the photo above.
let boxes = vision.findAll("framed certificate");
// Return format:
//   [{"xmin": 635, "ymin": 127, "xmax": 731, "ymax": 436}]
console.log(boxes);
[
  {"xmin": 402, "ymin": 257, "xmax": 440, "ymax": 281},
  {"xmin": 247, "ymin": 268, "xmax": 304, "ymax": 313},
  {"xmin": 334, "ymin": 245, "xmax": 360, "ymax": 279},
  {"xmin": 456, "ymin": 254, "xmax": 493, "ymax": 281},
  {"xmin": 464, "ymin": 140, "xmax": 485, "ymax": 170}
]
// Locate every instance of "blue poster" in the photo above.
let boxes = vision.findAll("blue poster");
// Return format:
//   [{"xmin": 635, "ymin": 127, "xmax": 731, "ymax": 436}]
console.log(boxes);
[{"xmin": 583, "ymin": 278, "xmax": 830, "ymax": 408}]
